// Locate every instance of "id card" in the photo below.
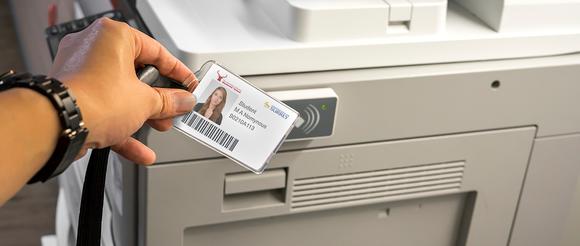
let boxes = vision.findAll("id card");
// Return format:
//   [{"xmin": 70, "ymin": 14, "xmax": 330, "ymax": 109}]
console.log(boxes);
[{"xmin": 173, "ymin": 61, "xmax": 299, "ymax": 173}]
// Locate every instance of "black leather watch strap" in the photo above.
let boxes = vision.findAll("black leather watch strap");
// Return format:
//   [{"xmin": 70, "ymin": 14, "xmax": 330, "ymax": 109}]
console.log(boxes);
[{"xmin": 0, "ymin": 70, "xmax": 88, "ymax": 183}]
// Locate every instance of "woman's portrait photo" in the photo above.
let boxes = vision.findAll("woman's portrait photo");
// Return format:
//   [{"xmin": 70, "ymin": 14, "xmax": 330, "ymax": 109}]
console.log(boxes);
[{"xmin": 195, "ymin": 86, "xmax": 227, "ymax": 125}]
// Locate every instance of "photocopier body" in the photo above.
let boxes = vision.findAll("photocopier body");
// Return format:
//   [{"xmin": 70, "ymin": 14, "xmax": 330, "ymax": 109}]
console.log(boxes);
[{"xmin": 55, "ymin": 0, "xmax": 580, "ymax": 245}]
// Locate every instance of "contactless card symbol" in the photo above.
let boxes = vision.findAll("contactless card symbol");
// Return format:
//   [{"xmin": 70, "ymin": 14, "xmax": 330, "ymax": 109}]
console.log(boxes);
[{"xmin": 298, "ymin": 104, "xmax": 320, "ymax": 135}]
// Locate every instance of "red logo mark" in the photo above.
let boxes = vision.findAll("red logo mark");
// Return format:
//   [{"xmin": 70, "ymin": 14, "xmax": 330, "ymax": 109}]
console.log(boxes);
[{"xmin": 217, "ymin": 70, "xmax": 228, "ymax": 82}]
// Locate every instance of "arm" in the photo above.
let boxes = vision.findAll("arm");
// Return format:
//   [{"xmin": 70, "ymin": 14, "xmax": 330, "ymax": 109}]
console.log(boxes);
[
  {"xmin": 0, "ymin": 17, "xmax": 199, "ymax": 205},
  {"xmin": 0, "ymin": 88, "xmax": 61, "ymax": 204}
]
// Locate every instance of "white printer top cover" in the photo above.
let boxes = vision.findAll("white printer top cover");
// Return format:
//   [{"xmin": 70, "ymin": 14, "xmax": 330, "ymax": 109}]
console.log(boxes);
[{"xmin": 137, "ymin": 0, "xmax": 580, "ymax": 75}]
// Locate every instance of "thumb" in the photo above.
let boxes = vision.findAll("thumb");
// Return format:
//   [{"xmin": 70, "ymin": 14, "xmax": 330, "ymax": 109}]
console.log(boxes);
[{"xmin": 150, "ymin": 87, "xmax": 196, "ymax": 119}]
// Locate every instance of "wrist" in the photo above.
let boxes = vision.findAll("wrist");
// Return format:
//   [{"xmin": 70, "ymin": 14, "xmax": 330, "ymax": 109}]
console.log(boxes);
[
  {"xmin": 0, "ymin": 72, "xmax": 90, "ymax": 182},
  {"xmin": 3, "ymin": 88, "xmax": 61, "ymax": 159},
  {"xmin": 53, "ymin": 74, "xmax": 99, "ymax": 148},
  {"xmin": 0, "ymin": 88, "xmax": 62, "ymax": 201}
]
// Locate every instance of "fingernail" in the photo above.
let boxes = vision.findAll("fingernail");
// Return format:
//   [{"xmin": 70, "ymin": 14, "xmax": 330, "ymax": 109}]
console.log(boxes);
[{"xmin": 173, "ymin": 91, "xmax": 196, "ymax": 113}]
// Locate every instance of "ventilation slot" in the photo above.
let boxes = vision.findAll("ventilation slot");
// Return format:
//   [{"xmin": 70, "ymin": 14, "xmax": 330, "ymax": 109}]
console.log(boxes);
[{"xmin": 291, "ymin": 161, "xmax": 465, "ymax": 210}]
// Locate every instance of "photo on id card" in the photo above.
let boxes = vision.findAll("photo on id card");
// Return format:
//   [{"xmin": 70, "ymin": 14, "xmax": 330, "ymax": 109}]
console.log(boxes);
[{"xmin": 173, "ymin": 61, "xmax": 299, "ymax": 173}]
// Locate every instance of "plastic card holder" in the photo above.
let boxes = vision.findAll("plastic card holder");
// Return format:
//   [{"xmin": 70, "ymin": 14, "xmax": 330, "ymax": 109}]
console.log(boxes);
[{"xmin": 173, "ymin": 61, "xmax": 299, "ymax": 173}]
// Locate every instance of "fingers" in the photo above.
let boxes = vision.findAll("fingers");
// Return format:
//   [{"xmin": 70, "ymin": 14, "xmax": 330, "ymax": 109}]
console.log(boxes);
[
  {"xmin": 130, "ymin": 27, "xmax": 198, "ymax": 89},
  {"xmin": 147, "ymin": 119, "xmax": 173, "ymax": 132},
  {"xmin": 111, "ymin": 137, "xmax": 156, "ymax": 165},
  {"xmin": 149, "ymin": 87, "xmax": 196, "ymax": 119}
]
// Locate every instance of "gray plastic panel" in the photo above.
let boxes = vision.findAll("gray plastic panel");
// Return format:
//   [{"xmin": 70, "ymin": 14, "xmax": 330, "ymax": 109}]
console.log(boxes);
[
  {"xmin": 147, "ymin": 53, "xmax": 580, "ymax": 164},
  {"xmin": 561, "ymin": 176, "xmax": 580, "ymax": 246},
  {"xmin": 224, "ymin": 169, "xmax": 286, "ymax": 195},
  {"xmin": 509, "ymin": 134, "xmax": 580, "ymax": 246},
  {"xmin": 185, "ymin": 194, "xmax": 468, "ymax": 246},
  {"xmin": 139, "ymin": 127, "xmax": 535, "ymax": 245}
]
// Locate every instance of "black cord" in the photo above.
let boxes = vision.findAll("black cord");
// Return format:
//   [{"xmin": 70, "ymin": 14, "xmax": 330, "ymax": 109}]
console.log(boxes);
[
  {"xmin": 76, "ymin": 147, "xmax": 110, "ymax": 246},
  {"xmin": 74, "ymin": 65, "xmax": 162, "ymax": 245}
]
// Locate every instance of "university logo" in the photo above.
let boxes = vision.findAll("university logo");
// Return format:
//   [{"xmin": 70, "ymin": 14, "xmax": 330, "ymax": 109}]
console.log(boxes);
[
  {"xmin": 264, "ymin": 101, "xmax": 290, "ymax": 119},
  {"xmin": 217, "ymin": 70, "xmax": 228, "ymax": 82}
]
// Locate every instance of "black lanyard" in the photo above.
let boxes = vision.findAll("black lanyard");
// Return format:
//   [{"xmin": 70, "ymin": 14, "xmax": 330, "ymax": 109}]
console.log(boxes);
[
  {"xmin": 76, "ymin": 148, "xmax": 110, "ymax": 246},
  {"xmin": 75, "ymin": 66, "xmax": 165, "ymax": 246}
]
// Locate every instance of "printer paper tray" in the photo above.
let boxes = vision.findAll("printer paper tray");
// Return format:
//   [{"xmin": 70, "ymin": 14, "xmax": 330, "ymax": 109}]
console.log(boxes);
[{"xmin": 139, "ymin": 127, "xmax": 535, "ymax": 245}]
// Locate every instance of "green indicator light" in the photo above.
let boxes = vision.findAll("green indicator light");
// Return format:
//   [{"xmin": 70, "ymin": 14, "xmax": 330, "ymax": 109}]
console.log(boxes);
[{"xmin": 321, "ymin": 104, "xmax": 328, "ymax": 110}]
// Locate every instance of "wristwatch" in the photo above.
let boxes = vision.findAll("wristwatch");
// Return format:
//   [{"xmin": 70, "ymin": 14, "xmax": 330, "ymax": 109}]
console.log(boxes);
[{"xmin": 0, "ymin": 70, "xmax": 88, "ymax": 183}]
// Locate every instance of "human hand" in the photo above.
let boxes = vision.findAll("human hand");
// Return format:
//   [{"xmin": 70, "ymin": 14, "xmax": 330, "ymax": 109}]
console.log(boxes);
[{"xmin": 49, "ymin": 17, "xmax": 198, "ymax": 164}]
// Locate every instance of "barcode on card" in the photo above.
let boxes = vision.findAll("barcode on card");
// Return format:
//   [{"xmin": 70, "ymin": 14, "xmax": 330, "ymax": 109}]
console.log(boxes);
[{"xmin": 180, "ymin": 112, "xmax": 239, "ymax": 151}]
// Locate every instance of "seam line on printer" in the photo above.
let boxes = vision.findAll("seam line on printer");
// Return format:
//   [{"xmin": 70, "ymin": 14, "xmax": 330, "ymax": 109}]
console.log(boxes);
[
  {"xmin": 506, "ymin": 126, "xmax": 539, "ymax": 245},
  {"xmin": 533, "ymin": 130, "xmax": 580, "ymax": 140},
  {"xmin": 153, "ymin": 124, "xmax": 538, "ymax": 166}
]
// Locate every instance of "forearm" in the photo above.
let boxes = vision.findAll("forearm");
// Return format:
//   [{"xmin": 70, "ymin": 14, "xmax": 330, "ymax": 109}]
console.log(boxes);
[
  {"xmin": 0, "ymin": 17, "xmax": 197, "ymax": 205},
  {"xmin": 0, "ymin": 88, "xmax": 60, "ymax": 205}
]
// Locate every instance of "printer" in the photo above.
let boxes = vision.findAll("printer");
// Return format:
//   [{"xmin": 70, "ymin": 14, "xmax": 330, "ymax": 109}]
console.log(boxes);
[{"xmin": 34, "ymin": 0, "xmax": 580, "ymax": 245}]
